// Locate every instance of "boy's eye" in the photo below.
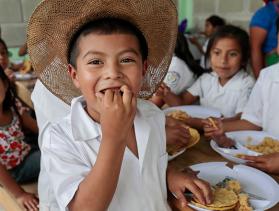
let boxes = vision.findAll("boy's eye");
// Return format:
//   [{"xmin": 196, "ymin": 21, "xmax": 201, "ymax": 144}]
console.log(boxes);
[
  {"xmin": 212, "ymin": 50, "xmax": 220, "ymax": 56},
  {"xmin": 89, "ymin": 59, "xmax": 103, "ymax": 65},
  {"xmin": 121, "ymin": 58, "xmax": 135, "ymax": 63},
  {"xmin": 228, "ymin": 52, "xmax": 239, "ymax": 57}
]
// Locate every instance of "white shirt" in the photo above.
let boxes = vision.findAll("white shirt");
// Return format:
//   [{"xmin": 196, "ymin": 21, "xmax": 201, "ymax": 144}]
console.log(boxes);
[
  {"xmin": 31, "ymin": 80, "xmax": 70, "ymax": 133},
  {"xmin": 164, "ymin": 56, "xmax": 195, "ymax": 95},
  {"xmin": 242, "ymin": 63, "xmax": 279, "ymax": 137},
  {"xmin": 38, "ymin": 96, "xmax": 170, "ymax": 211},
  {"xmin": 188, "ymin": 70, "xmax": 255, "ymax": 117}
]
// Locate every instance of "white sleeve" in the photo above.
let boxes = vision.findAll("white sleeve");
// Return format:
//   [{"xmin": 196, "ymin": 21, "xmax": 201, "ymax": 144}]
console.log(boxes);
[
  {"xmin": 187, "ymin": 74, "xmax": 204, "ymax": 97},
  {"xmin": 41, "ymin": 126, "xmax": 92, "ymax": 211},
  {"xmin": 235, "ymin": 76, "xmax": 255, "ymax": 114},
  {"xmin": 241, "ymin": 74, "xmax": 264, "ymax": 127}
]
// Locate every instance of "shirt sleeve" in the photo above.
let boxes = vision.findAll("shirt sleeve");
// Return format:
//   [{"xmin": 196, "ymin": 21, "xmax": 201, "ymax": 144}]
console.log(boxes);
[
  {"xmin": 249, "ymin": 7, "xmax": 271, "ymax": 30},
  {"xmin": 235, "ymin": 76, "xmax": 255, "ymax": 114},
  {"xmin": 41, "ymin": 125, "xmax": 92, "ymax": 211},
  {"xmin": 187, "ymin": 74, "xmax": 204, "ymax": 97},
  {"xmin": 241, "ymin": 73, "xmax": 264, "ymax": 127}
]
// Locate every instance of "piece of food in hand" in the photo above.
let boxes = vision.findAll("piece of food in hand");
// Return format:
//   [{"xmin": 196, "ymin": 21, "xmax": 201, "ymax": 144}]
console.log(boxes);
[
  {"xmin": 167, "ymin": 110, "xmax": 191, "ymax": 121},
  {"xmin": 187, "ymin": 128, "xmax": 200, "ymax": 148},
  {"xmin": 191, "ymin": 188, "xmax": 238, "ymax": 210},
  {"xmin": 20, "ymin": 60, "xmax": 32, "ymax": 73},
  {"xmin": 208, "ymin": 117, "xmax": 218, "ymax": 129}
]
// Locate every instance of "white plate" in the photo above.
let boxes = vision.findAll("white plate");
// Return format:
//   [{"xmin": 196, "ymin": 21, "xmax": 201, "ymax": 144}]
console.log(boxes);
[
  {"xmin": 163, "ymin": 105, "xmax": 222, "ymax": 119},
  {"xmin": 168, "ymin": 148, "xmax": 186, "ymax": 161},
  {"xmin": 188, "ymin": 162, "xmax": 279, "ymax": 211},
  {"xmin": 15, "ymin": 72, "xmax": 35, "ymax": 80},
  {"xmin": 211, "ymin": 131, "xmax": 279, "ymax": 164}
]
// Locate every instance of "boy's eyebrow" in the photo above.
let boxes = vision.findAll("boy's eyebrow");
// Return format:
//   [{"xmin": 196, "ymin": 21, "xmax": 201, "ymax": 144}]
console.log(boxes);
[{"xmin": 82, "ymin": 48, "xmax": 141, "ymax": 59}]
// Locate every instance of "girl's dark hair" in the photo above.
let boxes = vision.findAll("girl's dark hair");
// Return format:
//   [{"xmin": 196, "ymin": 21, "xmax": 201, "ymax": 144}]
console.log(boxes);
[
  {"xmin": 206, "ymin": 15, "xmax": 225, "ymax": 27},
  {"xmin": 0, "ymin": 66, "xmax": 17, "ymax": 112},
  {"xmin": 175, "ymin": 31, "xmax": 204, "ymax": 77},
  {"xmin": 0, "ymin": 38, "xmax": 8, "ymax": 53},
  {"xmin": 68, "ymin": 18, "xmax": 148, "ymax": 68},
  {"xmin": 205, "ymin": 25, "xmax": 250, "ymax": 70}
]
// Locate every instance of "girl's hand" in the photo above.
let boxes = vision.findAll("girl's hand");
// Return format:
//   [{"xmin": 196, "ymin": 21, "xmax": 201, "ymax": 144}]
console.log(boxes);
[
  {"xmin": 16, "ymin": 192, "xmax": 39, "ymax": 211},
  {"xmin": 167, "ymin": 167, "xmax": 213, "ymax": 208},
  {"xmin": 242, "ymin": 152, "xmax": 279, "ymax": 174},
  {"xmin": 154, "ymin": 83, "xmax": 171, "ymax": 98},
  {"xmin": 202, "ymin": 117, "xmax": 224, "ymax": 138},
  {"xmin": 96, "ymin": 85, "xmax": 136, "ymax": 144}
]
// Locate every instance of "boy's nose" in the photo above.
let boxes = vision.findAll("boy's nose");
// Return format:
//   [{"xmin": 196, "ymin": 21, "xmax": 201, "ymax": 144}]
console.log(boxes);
[
  {"xmin": 221, "ymin": 54, "xmax": 228, "ymax": 64},
  {"xmin": 104, "ymin": 64, "xmax": 123, "ymax": 79}
]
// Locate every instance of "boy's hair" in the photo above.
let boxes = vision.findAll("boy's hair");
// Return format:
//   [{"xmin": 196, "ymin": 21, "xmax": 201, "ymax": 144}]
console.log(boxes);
[
  {"xmin": 175, "ymin": 31, "xmax": 204, "ymax": 77},
  {"xmin": 206, "ymin": 15, "xmax": 225, "ymax": 28},
  {"xmin": 0, "ymin": 66, "xmax": 16, "ymax": 112},
  {"xmin": 205, "ymin": 25, "xmax": 250, "ymax": 70},
  {"xmin": 68, "ymin": 18, "xmax": 148, "ymax": 68}
]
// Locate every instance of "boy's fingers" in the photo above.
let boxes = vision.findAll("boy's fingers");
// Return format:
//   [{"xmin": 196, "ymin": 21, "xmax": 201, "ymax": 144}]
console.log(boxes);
[
  {"xmin": 187, "ymin": 184, "xmax": 206, "ymax": 205},
  {"xmin": 121, "ymin": 85, "xmax": 133, "ymax": 105},
  {"xmin": 23, "ymin": 201, "xmax": 33, "ymax": 211},
  {"xmin": 195, "ymin": 180, "xmax": 213, "ymax": 204},
  {"xmin": 104, "ymin": 89, "xmax": 113, "ymax": 104},
  {"xmin": 173, "ymin": 190, "xmax": 188, "ymax": 208}
]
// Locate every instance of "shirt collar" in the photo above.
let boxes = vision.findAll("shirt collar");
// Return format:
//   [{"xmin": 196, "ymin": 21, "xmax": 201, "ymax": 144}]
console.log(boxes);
[{"xmin": 70, "ymin": 96, "xmax": 101, "ymax": 142}]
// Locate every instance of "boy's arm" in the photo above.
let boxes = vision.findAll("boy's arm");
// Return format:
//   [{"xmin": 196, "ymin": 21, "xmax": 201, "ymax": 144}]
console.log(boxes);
[
  {"xmin": 164, "ymin": 91, "xmax": 198, "ymax": 107},
  {"xmin": 0, "ymin": 163, "xmax": 38, "ymax": 210},
  {"xmin": 223, "ymin": 119, "xmax": 261, "ymax": 132},
  {"xmin": 69, "ymin": 87, "xmax": 136, "ymax": 211}
]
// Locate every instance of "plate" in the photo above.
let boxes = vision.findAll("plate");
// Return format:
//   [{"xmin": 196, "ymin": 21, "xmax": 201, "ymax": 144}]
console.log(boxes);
[
  {"xmin": 188, "ymin": 162, "xmax": 279, "ymax": 211},
  {"xmin": 210, "ymin": 131, "xmax": 279, "ymax": 164},
  {"xmin": 168, "ymin": 148, "xmax": 186, "ymax": 161},
  {"xmin": 15, "ymin": 72, "xmax": 36, "ymax": 80},
  {"xmin": 163, "ymin": 105, "xmax": 222, "ymax": 119}
]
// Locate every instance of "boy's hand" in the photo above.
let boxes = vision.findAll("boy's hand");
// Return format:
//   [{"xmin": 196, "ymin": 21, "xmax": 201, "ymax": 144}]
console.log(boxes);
[
  {"xmin": 96, "ymin": 85, "xmax": 136, "ymax": 143},
  {"xmin": 166, "ymin": 117, "xmax": 190, "ymax": 147},
  {"xmin": 16, "ymin": 192, "xmax": 39, "ymax": 211},
  {"xmin": 242, "ymin": 152, "xmax": 279, "ymax": 174},
  {"xmin": 167, "ymin": 167, "xmax": 213, "ymax": 208}
]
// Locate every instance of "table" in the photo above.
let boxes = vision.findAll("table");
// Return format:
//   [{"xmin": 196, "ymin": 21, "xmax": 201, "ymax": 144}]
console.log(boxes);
[{"xmin": 168, "ymin": 138, "xmax": 279, "ymax": 211}]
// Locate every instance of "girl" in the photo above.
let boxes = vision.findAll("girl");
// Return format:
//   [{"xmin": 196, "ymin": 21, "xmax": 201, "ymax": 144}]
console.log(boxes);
[
  {"xmin": 151, "ymin": 31, "xmax": 204, "ymax": 107},
  {"xmin": 156, "ymin": 25, "xmax": 255, "ymax": 120},
  {"xmin": 190, "ymin": 15, "xmax": 225, "ymax": 69},
  {"xmin": 0, "ymin": 66, "xmax": 39, "ymax": 210}
]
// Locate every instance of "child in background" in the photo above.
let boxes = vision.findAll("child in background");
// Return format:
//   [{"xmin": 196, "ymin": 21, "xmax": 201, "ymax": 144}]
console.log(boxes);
[
  {"xmin": 204, "ymin": 17, "xmax": 279, "ymax": 174},
  {"xmin": 156, "ymin": 25, "xmax": 255, "ymax": 125},
  {"xmin": 0, "ymin": 38, "xmax": 15, "ymax": 81},
  {"xmin": 0, "ymin": 66, "xmax": 39, "ymax": 210},
  {"xmin": 27, "ymin": 0, "xmax": 213, "ymax": 210},
  {"xmin": 151, "ymin": 31, "xmax": 204, "ymax": 107},
  {"xmin": 190, "ymin": 15, "xmax": 225, "ymax": 69}
]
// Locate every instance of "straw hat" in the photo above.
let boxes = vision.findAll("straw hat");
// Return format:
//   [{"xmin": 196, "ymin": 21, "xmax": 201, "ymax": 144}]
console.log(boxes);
[{"xmin": 27, "ymin": 0, "xmax": 178, "ymax": 104}]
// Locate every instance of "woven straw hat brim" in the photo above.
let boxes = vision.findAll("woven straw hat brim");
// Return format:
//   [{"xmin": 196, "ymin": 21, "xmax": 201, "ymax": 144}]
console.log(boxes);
[{"xmin": 27, "ymin": 0, "xmax": 177, "ymax": 104}]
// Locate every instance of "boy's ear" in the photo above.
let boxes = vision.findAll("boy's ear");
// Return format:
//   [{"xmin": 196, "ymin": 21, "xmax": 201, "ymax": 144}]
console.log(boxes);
[
  {"xmin": 142, "ymin": 60, "xmax": 148, "ymax": 76},
  {"xmin": 68, "ymin": 64, "xmax": 80, "ymax": 88}
]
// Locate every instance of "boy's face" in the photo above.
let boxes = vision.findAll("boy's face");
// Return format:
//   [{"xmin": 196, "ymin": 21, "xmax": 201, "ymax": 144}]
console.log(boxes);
[
  {"xmin": 69, "ymin": 33, "xmax": 147, "ymax": 120},
  {"xmin": 204, "ymin": 21, "xmax": 214, "ymax": 37}
]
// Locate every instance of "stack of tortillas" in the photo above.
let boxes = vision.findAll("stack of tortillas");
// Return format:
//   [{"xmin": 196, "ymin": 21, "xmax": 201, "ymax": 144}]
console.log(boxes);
[{"xmin": 191, "ymin": 188, "xmax": 238, "ymax": 210}]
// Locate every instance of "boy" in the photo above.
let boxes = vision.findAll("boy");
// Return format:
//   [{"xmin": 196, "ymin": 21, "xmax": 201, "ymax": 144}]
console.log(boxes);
[
  {"xmin": 27, "ymin": 0, "xmax": 212, "ymax": 210},
  {"xmin": 204, "ymin": 17, "xmax": 279, "ymax": 174}
]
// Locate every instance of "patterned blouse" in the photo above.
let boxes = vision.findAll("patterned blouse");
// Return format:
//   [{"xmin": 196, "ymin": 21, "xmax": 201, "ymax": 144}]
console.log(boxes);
[{"xmin": 0, "ymin": 109, "xmax": 31, "ymax": 170}]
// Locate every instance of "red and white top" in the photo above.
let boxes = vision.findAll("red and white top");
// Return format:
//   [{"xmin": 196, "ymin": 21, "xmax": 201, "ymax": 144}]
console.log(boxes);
[{"xmin": 0, "ymin": 109, "xmax": 31, "ymax": 170}]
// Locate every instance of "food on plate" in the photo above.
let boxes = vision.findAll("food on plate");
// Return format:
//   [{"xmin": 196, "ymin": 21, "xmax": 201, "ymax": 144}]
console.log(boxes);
[
  {"xmin": 191, "ymin": 178, "xmax": 253, "ymax": 211},
  {"xmin": 166, "ymin": 110, "xmax": 190, "ymax": 121},
  {"xmin": 245, "ymin": 137, "xmax": 279, "ymax": 155},
  {"xmin": 208, "ymin": 117, "xmax": 218, "ymax": 129}
]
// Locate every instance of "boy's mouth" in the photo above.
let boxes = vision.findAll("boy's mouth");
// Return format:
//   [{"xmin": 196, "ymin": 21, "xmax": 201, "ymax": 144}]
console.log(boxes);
[{"xmin": 99, "ymin": 87, "xmax": 123, "ymax": 95}]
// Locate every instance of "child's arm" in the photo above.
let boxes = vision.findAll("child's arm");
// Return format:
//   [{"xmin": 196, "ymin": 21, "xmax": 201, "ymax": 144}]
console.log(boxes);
[
  {"xmin": 167, "ymin": 163, "xmax": 213, "ymax": 208},
  {"xmin": 69, "ymin": 86, "xmax": 136, "ymax": 211},
  {"xmin": 0, "ymin": 163, "xmax": 38, "ymax": 210},
  {"xmin": 21, "ymin": 112, "xmax": 39, "ymax": 134},
  {"xmin": 242, "ymin": 152, "xmax": 279, "ymax": 174}
]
